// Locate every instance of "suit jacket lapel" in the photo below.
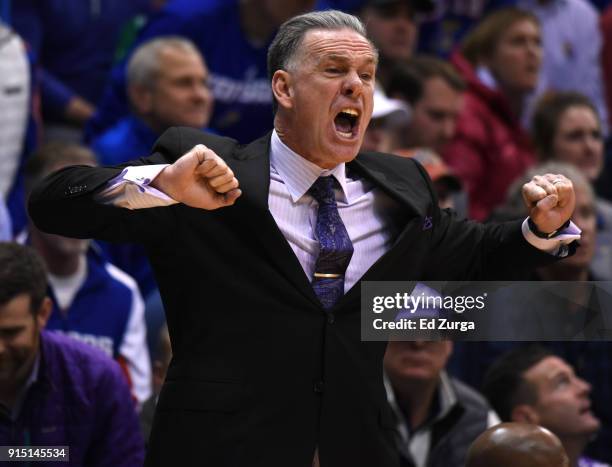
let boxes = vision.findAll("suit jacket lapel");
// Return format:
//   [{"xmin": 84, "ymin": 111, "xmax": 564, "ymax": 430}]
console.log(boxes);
[
  {"xmin": 231, "ymin": 134, "xmax": 321, "ymax": 307},
  {"xmin": 335, "ymin": 156, "xmax": 424, "ymax": 310}
]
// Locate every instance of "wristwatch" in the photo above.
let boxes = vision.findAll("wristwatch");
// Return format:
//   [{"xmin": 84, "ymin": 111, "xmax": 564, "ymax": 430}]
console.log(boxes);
[{"xmin": 528, "ymin": 218, "xmax": 570, "ymax": 239}]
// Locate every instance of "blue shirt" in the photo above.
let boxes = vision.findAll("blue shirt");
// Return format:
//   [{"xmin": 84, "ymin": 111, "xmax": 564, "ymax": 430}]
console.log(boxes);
[
  {"xmin": 91, "ymin": 115, "xmax": 158, "ymax": 166},
  {"xmin": 43, "ymin": 247, "xmax": 151, "ymax": 404}
]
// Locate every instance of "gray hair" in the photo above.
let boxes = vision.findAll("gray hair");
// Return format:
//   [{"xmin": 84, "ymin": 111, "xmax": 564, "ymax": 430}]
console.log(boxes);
[
  {"xmin": 267, "ymin": 10, "xmax": 374, "ymax": 81},
  {"xmin": 127, "ymin": 36, "xmax": 202, "ymax": 90}
]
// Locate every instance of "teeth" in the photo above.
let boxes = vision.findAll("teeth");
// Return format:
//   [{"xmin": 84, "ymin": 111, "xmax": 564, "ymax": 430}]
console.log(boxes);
[{"xmin": 340, "ymin": 108, "xmax": 359, "ymax": 116}]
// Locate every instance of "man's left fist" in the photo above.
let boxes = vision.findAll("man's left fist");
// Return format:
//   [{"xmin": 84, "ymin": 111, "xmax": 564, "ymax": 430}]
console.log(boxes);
[{"xmin": 522, "ymin": 173, "xmax": 575, "ymax": 234}]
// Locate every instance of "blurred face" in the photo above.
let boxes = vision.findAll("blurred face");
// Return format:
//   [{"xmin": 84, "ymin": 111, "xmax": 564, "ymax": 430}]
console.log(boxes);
[
  {"xmin": 273, "ymin": 28, "xmax": 376, "ymax": 168},
  {"xmin": 523, "ymin": 356, "xmax": 600, "ymax": 439},
  {"xmin": 553, "ymin": 106, "xmax": 603, "ymax": 181},
  {"xmin": 361, "ymin": 2, "xmax": 417, "ymax": 62},
  {"xmin": 486, "ymin": 19, "xmax": 541, "ymax": 95},
  {"xmin": 384, "ymin": 340, "xmax": 453, "ymax": 383},
  {"xmin": 34, "ymin": 232, "xmax": 90, "ymax": 258},
  {"xmin": 140, "ymin": 48, "xmax": 213, "ymax": 132},
  {"xmin": 0, "ymin": 295, "xmax": 49, "ymax": 390},
  {"xmin": 405, "ymin": 77, "xmax": 464, "ymax": 153}
]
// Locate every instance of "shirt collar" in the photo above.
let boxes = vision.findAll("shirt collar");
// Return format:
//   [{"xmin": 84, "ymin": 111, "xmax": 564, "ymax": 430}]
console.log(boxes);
[
  {"xmin": 436, "ymin": 371, "xmax": 458, "ymax": 421},
  {"xmin": 270, "ymin": 129, "xmax": 349, "ymax": 203},
  {"xmin": 384, "ymin": 370, "xmax": 459, "ymax": 432}
]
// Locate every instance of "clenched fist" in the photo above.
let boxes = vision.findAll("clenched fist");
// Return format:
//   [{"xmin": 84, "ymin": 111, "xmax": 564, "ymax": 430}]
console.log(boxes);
[
  {"xmin": 522, "ymin": 173, "xmax": 575, "ymax": 234},
  {"xmin": 151, "ymin": 144, "xmax": 241, "ymax": 210}
]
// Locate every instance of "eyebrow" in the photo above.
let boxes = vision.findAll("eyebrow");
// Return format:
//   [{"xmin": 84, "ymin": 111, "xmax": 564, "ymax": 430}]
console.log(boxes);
[{"xmin": 547, "ymin": 368, "xmax": 573, "ymax": 382}]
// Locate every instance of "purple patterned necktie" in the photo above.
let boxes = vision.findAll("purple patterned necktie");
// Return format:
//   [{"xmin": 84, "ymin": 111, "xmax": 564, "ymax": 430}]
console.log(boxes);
[{"xmin": 309, "ymin": 176, "xmax": 354, "ymax": 310}]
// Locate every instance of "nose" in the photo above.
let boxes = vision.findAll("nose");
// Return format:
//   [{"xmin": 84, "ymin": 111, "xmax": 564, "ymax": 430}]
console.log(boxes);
[
  {"xmin": 409, "ymin": 340, "xmax": 427, "ymax": 350},
  {"xmin": 341, "ymin": 70, "xmax": 363, "ymax": 98},
  {"xmin": 576, "ymin": 376, "xmax": 591, "ymax": 396},
  {"xmin": 530, "ymin": 42, "xmax": 542, "ymax": 63},
  {"xmin": 585, "ymin": 134, "xmax": 602, "ymax": 156},
  {"xmin": 191, "ymin": 82, "xmax": 209, "ymax": 103}
]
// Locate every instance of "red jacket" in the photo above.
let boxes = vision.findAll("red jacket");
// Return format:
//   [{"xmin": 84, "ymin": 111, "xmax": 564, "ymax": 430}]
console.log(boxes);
[{"xmin": 442, "ymin": 52, "xmax": 535, "ymax": 221}]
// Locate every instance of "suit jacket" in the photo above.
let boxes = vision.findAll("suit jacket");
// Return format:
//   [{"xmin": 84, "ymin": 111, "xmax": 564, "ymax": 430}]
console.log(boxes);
[{"xmin": 29, "ymin": 127, "xmax": 554, "ymax": 467}]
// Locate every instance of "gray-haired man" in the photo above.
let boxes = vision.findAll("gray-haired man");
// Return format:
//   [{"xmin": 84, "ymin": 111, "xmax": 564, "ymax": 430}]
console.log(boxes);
[{"xmin": 30, "ymin": 10, "xmax": 579, "ymax": 467}]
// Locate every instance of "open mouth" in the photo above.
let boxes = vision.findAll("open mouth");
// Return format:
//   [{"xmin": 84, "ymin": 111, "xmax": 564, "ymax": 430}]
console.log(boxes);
[{"xmin": 334, "ymin": 108, "xmax": 360, "ymax": 139}]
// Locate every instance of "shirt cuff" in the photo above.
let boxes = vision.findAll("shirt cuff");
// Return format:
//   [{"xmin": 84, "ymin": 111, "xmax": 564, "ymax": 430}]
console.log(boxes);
[
  {"xmin": 94, "ymin": 165, "xmax": 178, "ymax": 209},
  {"xmin": 522, "ymin": 218, "xmax": 581, "ymax": 257}
]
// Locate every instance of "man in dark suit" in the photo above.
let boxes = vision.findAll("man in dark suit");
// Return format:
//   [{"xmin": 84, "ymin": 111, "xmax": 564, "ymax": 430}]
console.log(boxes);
[{"xmin": 29, "ymin": 10, "xmax": 578, "ymax": 467}]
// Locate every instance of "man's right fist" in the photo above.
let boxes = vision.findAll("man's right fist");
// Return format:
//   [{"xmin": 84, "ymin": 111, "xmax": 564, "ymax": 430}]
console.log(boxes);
[{"xmin": 151, "ymin": 144, "xmax": 241, "ymax": 210}]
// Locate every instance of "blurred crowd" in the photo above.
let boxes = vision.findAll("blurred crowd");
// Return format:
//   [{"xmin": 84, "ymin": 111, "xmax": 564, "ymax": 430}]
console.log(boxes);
[{"xmin": 1, "ymin": 0, "xmax": 612, "ymax": 465}]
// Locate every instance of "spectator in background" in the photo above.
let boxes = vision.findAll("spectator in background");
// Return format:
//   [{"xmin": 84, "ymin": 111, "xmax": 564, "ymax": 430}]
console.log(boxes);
[
  {"xmin": 361, "ymin": 86, "xmax": 410, "ymax": 153},
  {"xmin": 466, "ymin": 423, "xmax": 570, "ymax": 467},
  {"xmin": 359, "ymin": 0, "xmax": 434, "ymax": 88},
  {"xmin": 87, "ymin": 0, "xmax": 317, "ymax": 144},
  {"xmin": 387, "ymin": 56, "xmax": 465, "ymax": 154},
  {"xmin": 92, "ymin": 37, "xmax": 213, "ymax": 166},
  {"xmin": 384, "ymin": 339, "xmax": 499, "ymax": 467},
  {"xmin": 0, "ymin": 20, "xmax": 38, "ymax": 237},
  {"xmin": 518, "ymin": 0, "xmax": 608, "ymax": 134},
  {"xmin": 12, "ymin": 0, "xmax": 155, "ymax": 141},
  {"xmin": 0, "ymin": 242, "xmax": 144, "ymax": 466},
  {"xmin": 140, "ymin": 323, "xmax": 171, "ymax": 444},
  {"xmin": 483, "ymin": 345, "xmax": 608, "ymax": 467},
  {"xmin": 531, "ymin": 92, "xmax": 612, "ymax": 280},
  {"xmin": 22, "ymin": 143, "xmax": 151, "ymax": 406},
  {"xmin": 443, "ymin": 8, "xmax": 540, "ymax": 221}
]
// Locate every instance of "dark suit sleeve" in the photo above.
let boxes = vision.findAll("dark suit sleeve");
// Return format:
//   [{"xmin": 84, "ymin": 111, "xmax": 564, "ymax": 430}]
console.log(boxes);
[
  {"xmin": 28, "ymin": 127, "xmax": 184, "ymax": 245},
  {"xmin": 413, "ymin": 161, "xmax": 559, "ymax": 281}
]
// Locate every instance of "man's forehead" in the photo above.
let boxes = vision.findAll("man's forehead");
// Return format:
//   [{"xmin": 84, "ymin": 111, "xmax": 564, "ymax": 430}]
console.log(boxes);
[
  {"xmin": 525, "ymin": 356, "xmax": 572, "ymax": 383},
  {"xmin": 302, "ymin": 28, "xmax": 377, "ymax": 63},
  {"xmin": 158, "ymin": 48, "xmax": 207, "ymax": 73},
  {"xmin": 0, "ymin": 294, "xmax": 33, "ymax": 323}
]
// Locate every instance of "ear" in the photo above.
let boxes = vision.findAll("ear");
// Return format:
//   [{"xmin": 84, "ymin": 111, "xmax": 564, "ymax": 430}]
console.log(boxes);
[
  {"xmin": 271, "ymin": 70, "xmax": 293, "ymax": 110},
  {"xmin": 128, "ymin": 84, "xmax": 153, "ymax": 114},
  {"xmin": 36, "ymin": 297, "xmax": 53, "ymax": 329},
  {"xmin": 511, "ymin": 404, "xmax": 540, "ymax": 424}
]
